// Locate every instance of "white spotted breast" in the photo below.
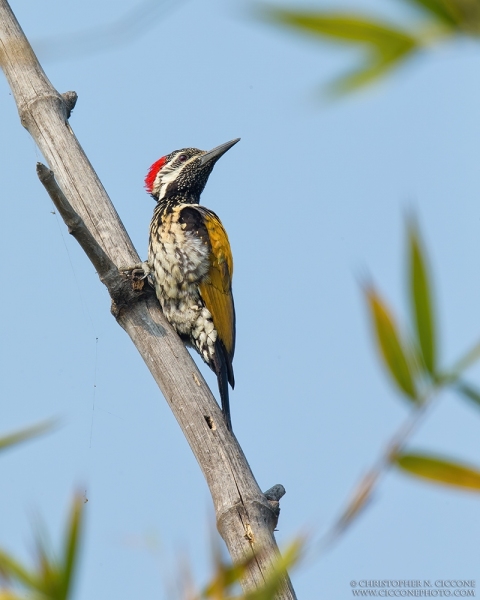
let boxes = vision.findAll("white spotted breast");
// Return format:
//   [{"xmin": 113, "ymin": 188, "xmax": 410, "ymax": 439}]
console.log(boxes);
[{"xmin": 147, "ymin": 205, "xmax": 217, "ymax": 358}]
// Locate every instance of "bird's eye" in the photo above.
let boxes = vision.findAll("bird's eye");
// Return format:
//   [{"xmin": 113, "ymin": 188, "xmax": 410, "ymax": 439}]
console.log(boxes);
[{"xmin": 178, "ymin": 154, "xmax": 187, "ymax": 162}]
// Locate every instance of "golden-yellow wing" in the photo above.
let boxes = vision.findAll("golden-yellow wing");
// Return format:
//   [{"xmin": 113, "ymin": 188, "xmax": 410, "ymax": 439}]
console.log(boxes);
[
  {"xmin": 198, "ymin": 209, "xmax": 235, "ymax": 364},
  {"xmin": 178, "ymin": 205, "xmax": 235, "ymax": 370}
]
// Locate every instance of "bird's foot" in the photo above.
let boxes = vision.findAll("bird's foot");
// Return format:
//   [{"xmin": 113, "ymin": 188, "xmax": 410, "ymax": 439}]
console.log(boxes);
[
  {"xmin": 118, "ymin": 261, "xmax": 152, "ymax": 280},
  {"xmin": 119, "ymin": 262, "xmax": 154, "ymax": 291}
]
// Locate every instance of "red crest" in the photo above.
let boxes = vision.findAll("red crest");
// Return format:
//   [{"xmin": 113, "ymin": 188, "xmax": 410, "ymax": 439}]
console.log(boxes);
[{"xmin": 144, "ymin": 157, "xmax": 166, "ymax": 193}]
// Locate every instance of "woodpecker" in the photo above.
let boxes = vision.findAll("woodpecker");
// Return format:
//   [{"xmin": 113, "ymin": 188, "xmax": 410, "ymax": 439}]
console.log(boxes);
[{"xmin": 143, "ymin": 138, "xmax": 239, "ymax": 431}]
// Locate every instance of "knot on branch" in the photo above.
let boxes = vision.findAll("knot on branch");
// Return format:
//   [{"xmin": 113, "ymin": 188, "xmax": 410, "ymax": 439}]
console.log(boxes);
[
  {"xmin": 263, "ymin": 484, "xmax": 286, "ymax": 528},
  {"xmin": 61, "ymin": 91, "xmax": 78, "ymax": 119},
  {"xmin": 263, "ymin": 484, "xmax": 286, "ymax": 502}
]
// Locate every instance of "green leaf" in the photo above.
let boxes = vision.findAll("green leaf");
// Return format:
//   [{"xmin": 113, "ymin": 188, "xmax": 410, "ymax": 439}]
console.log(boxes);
[
  {"xmin": 334, "ymin": 471, "xmax": 376, "ymax": 534},
  {"xmin": 0, "ymin": 550, "xmax": 39, "ymax": 590},
  {"xmin": 0, "ymin": 593, "xmax": 26, "ymax": 600},
  {"xmin": 263, "ymin": 9, "xmax": 418, "ymax": 92},
  {"xmin": 242, "ymin": 539, "xmax": 303, "ymax": 600},
  {"xmin": 59, "ymin": 495, "xmax": 84, "ymax": 600},
  {"xmin": 0, "ymin": 420, "xmax": 55, "ymax": 453},
  {"xmin": 265, "ymin": 10, "xmax": 415, "ymax": 46},
  {"xmin": 366, "ymin": 287, "xmax": 417, "ymax": 400},
  {"xmin": 456, "ymin": 381, "xmax": 480, "ymax": 409},
  {"xmin": 408, "ymin": 220, "xmax": 436, "ymax": 374},
  {"xmin": 0, "ymin": 495, "xmax": 83, "ymax": 600},
  {"xmin": 327, "ymin": 44, "xmax": 412, "ymax": 95},
  {"xmin": 437, "ymin": 340, "xmax": 480, "ymax": 385},
  {"xmin": 451, "ymin": 339, "xmax": 480, "ymax": 373},
  {"xmin": 402, "ymin": 0, "xmax": 460, "ymax": 27},
  {"xmin": 202, "ymin": 538, "xmax": 303, "ymax": 599},
  {"xmin": 396, "ymin": 452, "xmax": 480, "ymax": 491}
]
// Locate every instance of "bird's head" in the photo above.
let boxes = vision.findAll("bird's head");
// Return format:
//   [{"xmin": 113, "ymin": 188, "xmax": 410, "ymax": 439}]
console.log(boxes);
[{"xmin": 145, "ymin": 138, "xmax": 240, "ymax": 204}]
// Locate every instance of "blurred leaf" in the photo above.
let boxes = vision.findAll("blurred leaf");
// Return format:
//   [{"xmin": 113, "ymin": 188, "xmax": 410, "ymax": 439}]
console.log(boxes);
[
  {"xmin": 0, "ymin": 420, "xmax": 55, "ymax": 453},
  {"xmin": 202, "ymin": 538, "xmax": 303, "ymax": 599},
  {"xmin": 438, "ymin": 0, "xmax": 480, "ymax": 34},
  {"xmin": 242, "ymin": 539, "xmax": 303, "ymax": 600},
  {"xmin": 456, "ymin": 381, "xmax": 480, "ymax": 409},
  {"xmin": 437, "ymin": 340, "xmax": 480, "ymax": 385},
  {"xmin": 366, "ymin": 287, "xmax": 417, "ymax": 400},
  {"xmin": 58, "ymin": 495, "xmax": 83, "ymax": 600},
  {"xmin": 0, "ymin": 550, "xmax": 38, "ymax": 589},
  {"xmin": 263, "ymin": 9, "xmax": 418, "ymax": 92},
  {"xmin": 264, "ymin": 9, "xmax": 415, "ymax": 45},
  {"xmin": 334, "ymin": 471, "xmax": 376, "ymax": 534},
  {"xmin": 402, "ymin": 0, "xmax": 460, "ymax": 27},
  {"xmin": 203, "ymin": 556, "xmax": 254, "ymax": 597},
  {"xmin": 0, "ymin": 495, "xmax": 83, "ymax": 600},
  {"xmin": 330, "ymin": 46, "xmax": 413, "ymax": 94},
  {"xmin": 396, "ymin": 452, "xmax": 480, "ymax": 490},
  {"xmin": 408, "ymin": 221, "xmax": 436, "ymax": 375}
]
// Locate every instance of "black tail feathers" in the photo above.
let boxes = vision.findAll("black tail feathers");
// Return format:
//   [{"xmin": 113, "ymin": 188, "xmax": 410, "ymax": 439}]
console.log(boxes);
[
  {"xmin": 212, "ymin": 341, "xmax": 234, "ymax": 431},
  {"xmin": 218, "ymin": 363, "xmax": 232, "ymax": 431}
]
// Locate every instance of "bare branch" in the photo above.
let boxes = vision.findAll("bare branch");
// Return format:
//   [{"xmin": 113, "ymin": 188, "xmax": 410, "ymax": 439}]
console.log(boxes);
[
  {"xmin": 35, "ymin": 162, "xmax": 144, "ymax": 316},
  {"xmin": 36, "ymin": 162, "xmax": 115, "ymax": 279},
  {"xmin": 0, "ymin": 1, "xmax": 296, "ymax": 596}
]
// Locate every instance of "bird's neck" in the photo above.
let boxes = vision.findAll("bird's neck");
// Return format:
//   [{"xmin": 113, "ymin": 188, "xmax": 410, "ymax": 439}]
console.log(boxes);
[{"xmin": 153, "ymin": 193, "xmax": 200, "ymax": 216}]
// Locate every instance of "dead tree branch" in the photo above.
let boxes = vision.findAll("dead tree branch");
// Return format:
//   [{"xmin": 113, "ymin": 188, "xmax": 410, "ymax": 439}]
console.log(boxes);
[{"xmin": 0, "ymin": 1, "xmax": 296, "ymax": 597}]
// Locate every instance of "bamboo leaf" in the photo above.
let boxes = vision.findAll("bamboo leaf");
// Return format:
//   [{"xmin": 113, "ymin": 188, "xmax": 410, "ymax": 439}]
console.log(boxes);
[
  {"xmin": 263, "ymin": 10, "xmax": 418, "ymax": 92},
  {"xmin": 0, "ymin": 420, "xmax": 55, "ymax": 453},
  {"xmin": 265, "ymin": 10, "xmax": 415, "ymax": 46},
  {"xmin": 330, "ymin": 44, "xmax": 414, "ymax": 94},
  {"xmin": 59, "ymin": 495, "xmax": 84, "ymax": 600},
  {"xmin": 335, "ymin": 471, "xmax": 376, "ymax": 534},
  {"xmin": 242, "ymin": 539, "xmax": 303, "ymax": 600},
  {"xmin": 33, "ymin": 535, "xmax": 59, "ymax": 598},
  {"xmin": 396, "ymin": 452, "xmax": 480, "ymax": 491},
  {"xmin": 0, "ymin": 495, "xmax": 82, "ymax": 600},
  {"xmin": 437, "ymin": 340, "xmax": 480, "ymax": 385},
  {"xmin": 202, "ymin": 538, "xmax": 303, "ymax": 599},
  {"xmin": 456, "ymin": 381, "xmax": 480, "ymax": 409},
  {"xmin": 402, "ymin": 0, "xmax": 460, "ymax": 27},
  {"xmin": 366, "ymin": 287, "xmax": 417, "ymax": 400},
  {"xmin": 0, "ymin": 550, "xmax": 39, "ymax": 590},
  {"xmin": 408, "ymin": 221, "xmax": 436, "ymax": 374}
]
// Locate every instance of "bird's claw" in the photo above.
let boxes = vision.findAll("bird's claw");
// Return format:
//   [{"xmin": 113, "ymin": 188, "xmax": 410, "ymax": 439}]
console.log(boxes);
[
  {"xmin": 119, "ymin": 262, "xmax": 154, "ymax": 291},
  {"xmin": 119, "ymin": 261, "xmax": 152, "ymax": 280}
]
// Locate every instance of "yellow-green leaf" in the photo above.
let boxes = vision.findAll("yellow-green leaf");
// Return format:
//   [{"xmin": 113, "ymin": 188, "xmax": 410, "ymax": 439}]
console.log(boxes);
[
  {"xmin": 0, "ymin": 550, "xmax": 39, "ymax": 590},
  {"xmin": 402, "ymin": 0, "xmax": 460, "ymax": 27},
  {"xmin": 366, "ymin": 287, "xmax": 417, "ymax": 400},
  {"xmin": 334, "ymin": 471, "xmax": 376, "ymax": 534},
  {"xmin": 202, "ymin": 538, "xmax": 303, "ymax": 599},
  {"xmin": 262, "ymin": 10, "xmax": 418, "ymax": 92},
  {"xmin": 0, "ymin": 494, "xmax": 83, "ymax": 600},
  {"xmin": 0, "ymin": 421, "xmax": 55, "ymax": 453},
  {"xmin": 408, "ymin": 221, "xmax": 436, "ymax": 374},
  {"xmin": 59, "ymin": 494, "xmax": 84, "ymax": 600},
  {"xmin": 396, "ymin": 453, "xmax": 480, "ymax": 491},
  {"xmin": 264, "ymin": 10, "xmax": 415, "ymax": 46},
  {"xmin": 329, "ymin": 48, "xmax": 411, "ymax": 94},
  {"xmin": 456, "ymin": 381, "xmax": 480, "ymax": 409},
  {"xmin": 242, "ymin": 539, "xmax": 303, "ymax": 600},
  {"xmin": 0, "ymin": 593, "xmax": 26, "ymax": 600}
]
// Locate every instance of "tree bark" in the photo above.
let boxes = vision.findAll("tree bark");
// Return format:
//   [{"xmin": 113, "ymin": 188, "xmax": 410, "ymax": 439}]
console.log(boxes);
[{"xmin": 0, "ymin": 1, "xmax": 297, "ymax": 597}]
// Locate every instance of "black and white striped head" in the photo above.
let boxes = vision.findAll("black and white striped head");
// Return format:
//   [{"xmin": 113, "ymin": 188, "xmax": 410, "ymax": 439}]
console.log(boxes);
[{"xmin": 145, "ymin": 138, "xmax": 240, "ymax": 204}]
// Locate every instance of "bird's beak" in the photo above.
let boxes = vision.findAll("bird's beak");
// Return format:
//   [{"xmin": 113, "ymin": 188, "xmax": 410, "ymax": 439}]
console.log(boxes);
[{"xmin": 199, "ymin": 138, "xmax": 240, "ymax": 167}]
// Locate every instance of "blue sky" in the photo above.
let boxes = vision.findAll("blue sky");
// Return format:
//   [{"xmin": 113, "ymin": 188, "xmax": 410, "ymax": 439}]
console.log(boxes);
[{"xmin": 1, "ymin": 0, "xmax": 480, "ymax": 598}]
